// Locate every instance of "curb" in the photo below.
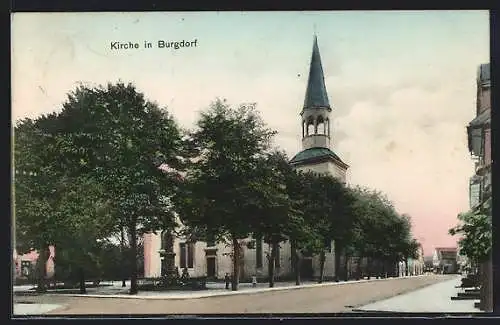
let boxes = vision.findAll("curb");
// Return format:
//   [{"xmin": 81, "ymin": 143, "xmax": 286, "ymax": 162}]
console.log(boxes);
[{"xmin": 51, "ymin": 274, "xmax": 434, "ymax": 300}]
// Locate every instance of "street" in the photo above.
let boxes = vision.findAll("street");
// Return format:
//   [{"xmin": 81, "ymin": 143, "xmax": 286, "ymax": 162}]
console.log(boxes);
[{"xmin": 13, "ymin": 274, "xmax": 458, "ymax": 315}]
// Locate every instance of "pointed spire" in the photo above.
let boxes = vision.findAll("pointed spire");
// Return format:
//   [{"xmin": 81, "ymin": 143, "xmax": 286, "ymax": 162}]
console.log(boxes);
[{"xmin": 303, "ymin": 35, "xmax": 331, "ymax": 110}]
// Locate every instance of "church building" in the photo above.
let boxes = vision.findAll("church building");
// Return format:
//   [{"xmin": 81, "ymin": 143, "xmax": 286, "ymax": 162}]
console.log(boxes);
[{"xmin": 143, "ymin": 35, "xmax": 349, "ymax": 281}]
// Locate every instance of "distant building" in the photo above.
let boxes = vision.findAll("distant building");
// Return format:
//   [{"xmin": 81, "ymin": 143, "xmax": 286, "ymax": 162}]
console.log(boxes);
[
  {"xmin": 467, "ymin": 63, "xmax": 491, "ymax": 213},
  {"xmin": 466, "ymin": 62, "xmax": 492, "ymax": 311},
  {"xmin": 407, "ymin": 244, "xmax": 425, "ymax": 276},
  {"xmin": 13, "ymin": 246, "xmax": 55, "ymax": 281},
  {"xmin": 432, "ymin": 247, "xmax": 458, "ymax": 274},
  {"xmin": 423, "ymin": 256, "xmax": 434, "ymax": 272}
]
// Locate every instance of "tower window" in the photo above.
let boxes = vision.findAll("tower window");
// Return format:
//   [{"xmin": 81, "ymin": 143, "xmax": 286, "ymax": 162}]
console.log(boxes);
[
  {"xmin": 326, "ymin": 119, "xmax": 330, "ymax": 137},
  {"xmin": 306, "ymin": 118, "xmax": 315, "ymax": 136},
  {"xmin": 316, "ymin": 116, "xmax": 325, "ymax": 135}
]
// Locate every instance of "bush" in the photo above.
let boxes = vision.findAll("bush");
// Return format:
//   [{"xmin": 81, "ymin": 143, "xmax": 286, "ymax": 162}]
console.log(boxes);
[{"xmin": 137, "ymin": 276, "xmax": 207, "ymax": 291}]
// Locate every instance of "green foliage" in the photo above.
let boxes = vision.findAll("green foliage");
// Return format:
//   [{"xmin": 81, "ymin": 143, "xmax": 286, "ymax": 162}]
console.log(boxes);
[
  {"xmin": 16, "ymin": 83, "xmax": 425, "ymax": 291},
  {"xmin": 15, "ymin": 82, "xmax": 184, "ymax": 294},
  {"xmin": 449, "ymin": 210, "xmax": 492, "ymax": 263},
  {"xmin": 175, "ymin": 99, "xmax": 276, "ymax": 244},
  {"xmin": 346, "ymin": 186, "xmax": 419, "ymax": 262}
]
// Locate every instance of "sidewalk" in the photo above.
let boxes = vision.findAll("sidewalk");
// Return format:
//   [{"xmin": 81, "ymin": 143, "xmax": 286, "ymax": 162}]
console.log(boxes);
[
  {"xmin": 34, "ymin": 275, "xmax": 431, "ymax": 300},
  {"xmin": 353, "ymin": 276, "xmax": 481, "ymax": 313},
  {"xmin": 14, "ymin": 304, "xmax": 62, "ymax": 316}
]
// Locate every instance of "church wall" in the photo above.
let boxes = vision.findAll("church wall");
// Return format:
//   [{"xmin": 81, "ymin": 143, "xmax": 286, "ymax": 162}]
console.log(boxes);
[
  {"xmin": 173, "ymin": 238, "xmax": 209, "ymax": 278},
  {"xmin": 212, "ymin": 239, "xmax": 294, "ymax": 280},
  {"xmin": 295, "ymin": 161, "xmax": 346, "ymax": 184},
  {"xmin": 311, "ymin": 246, "xmax": 336, "ymax": 278},
  {"xmin": 144, "ymin": 232, "xmax": 296, "ymax": 280},
  {"xmin": 144, "ymin": 232, "xmax": 162, "ymax": 277},
  {"xmin": 303, "ymin": 135, "xmax": 330, "ymax": 149},
  {"xmin": 295, "ymin": 161, "xmax": 330, "ymax": 175},
  {"xmin": 327, "ymin": 161, "xmax": 347, "ymax": 183}
]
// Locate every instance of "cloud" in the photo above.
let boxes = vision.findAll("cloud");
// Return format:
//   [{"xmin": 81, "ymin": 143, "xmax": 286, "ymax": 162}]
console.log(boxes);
[{"xmin": 334, "ymin": 81, "xmax": 476, "ymax": 252}]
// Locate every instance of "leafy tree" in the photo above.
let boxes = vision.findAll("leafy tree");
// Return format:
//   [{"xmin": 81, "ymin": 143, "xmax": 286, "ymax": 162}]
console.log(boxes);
[
  {"xmin": 26, "ymin": 82, "xmax": 184, "ymax": 294},
  {"xmin": 318, "ymin": 175, "xmax": 355, "ymax": 283},
  {"xmin": 176, "ymin": 99, "xmax": 275, "ymax": 291},
  {"xmin": 52, "ymin": 175, "xmax": 115, "ymax": 293},
  {"xmin": 449, "ymin": 210, "xmax": 492, "ymax": 264},
  {"xmin": 14, "ymin": 118, "xmax": 67, "ymax": 292},
  {"xmin": 249, "ymin": 150, "xmax": 302, "ymax": 287},
  {"xmin": 282, "ymin": 171, "xmax": 329, "ymax": 283},
  {"xmin": 346, "ymin": 187, "xmax": 414, "ymax": 278}
]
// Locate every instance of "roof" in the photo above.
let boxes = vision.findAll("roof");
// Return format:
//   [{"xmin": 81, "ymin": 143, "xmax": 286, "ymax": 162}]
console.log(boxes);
[
  {"xmin": 435, "ymin": 247, "xmax": 458, "ymax": 252},
  {"xmin": 477, "ymin": 63, "xmax": 490, "ymax": 85},
  {"xmin": 469, "ymin": 109, "xmax": 490, "ymax": 128},
  {"xmin": 303, "ymin": 36, "xmax": 331, "ymax": 111},
  {"xmin": 290, "ymin": 147, "xmax": 348, "ymax": 169},
  {"xmin": 467, "ymin": 109, "xmax": 490, "ymax": 154}
]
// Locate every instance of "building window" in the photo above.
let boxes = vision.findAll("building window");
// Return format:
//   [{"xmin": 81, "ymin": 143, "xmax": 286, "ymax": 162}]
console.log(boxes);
[
  {"xmin": 256, "ymin": 237, "xmax": 263, "ymax": 268},
  {"xmin": 247, "ymin": 240, "xmax": 256, "ymax": 249},
  {"xmin": 179, "ymin": 242, "xmax": 195, "ymax": 269}
]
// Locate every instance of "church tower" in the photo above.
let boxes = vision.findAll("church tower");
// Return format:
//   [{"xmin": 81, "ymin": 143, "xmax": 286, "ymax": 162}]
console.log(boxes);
[{"xmin": 290, "ymin": 35, "xmax": 349, "ymax": 182}]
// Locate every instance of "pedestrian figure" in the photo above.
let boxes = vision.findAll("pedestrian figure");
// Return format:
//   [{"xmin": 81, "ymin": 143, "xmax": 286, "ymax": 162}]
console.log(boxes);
[
  {"xmin": 224, "ymin": 273, "xmax": 230, "ymax": 290},
  {"xmin": 252, "ymin": 275, "xmax": 257, "ymax": 288},
  {"xmin": 181, "ymin": 267, "xmax": 190, "ymax": 281}
]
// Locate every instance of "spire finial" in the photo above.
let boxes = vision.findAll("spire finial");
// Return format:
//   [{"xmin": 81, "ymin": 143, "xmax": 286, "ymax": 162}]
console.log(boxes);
[
  {"xmin": 303, "ymin": 31, "xmax": 331, "ymax": 110},
  {"xmin": 313, "ymin": 23, "xmax": 317, "ymax": 36}
]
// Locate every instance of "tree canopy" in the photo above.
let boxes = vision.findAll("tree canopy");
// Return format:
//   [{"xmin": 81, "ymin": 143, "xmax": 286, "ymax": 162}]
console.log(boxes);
[{"xmin": 15, "ymin": 86, "xmax": 423, "ymax": 293}]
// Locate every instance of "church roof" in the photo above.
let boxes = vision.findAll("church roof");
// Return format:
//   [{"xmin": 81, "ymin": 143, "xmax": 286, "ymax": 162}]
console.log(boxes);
[
  {"xmin": 303, "ymin": 36, "xmax": 331, "ymax": 111},
  {"xmin": 290, "ymin": 147, "xmax": 348, "ymax": 169}
]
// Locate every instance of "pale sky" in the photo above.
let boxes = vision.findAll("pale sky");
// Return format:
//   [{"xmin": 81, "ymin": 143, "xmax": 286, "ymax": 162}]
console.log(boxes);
[{"xmin": 11, "ymin": 11, "xmax": 490, "ymax": 256}]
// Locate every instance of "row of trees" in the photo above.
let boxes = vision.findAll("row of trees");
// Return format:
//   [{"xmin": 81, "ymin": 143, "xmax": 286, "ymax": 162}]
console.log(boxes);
[{"xmin": 14, "ymin": 82, "xmax": 420, "ymax": 294}]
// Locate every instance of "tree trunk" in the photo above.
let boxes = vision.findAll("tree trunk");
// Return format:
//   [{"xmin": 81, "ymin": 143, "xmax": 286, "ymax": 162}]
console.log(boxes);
[
  {"xmin": 269, "ymin": 241, "xmax": 277, "ymax": 288},
  {"xmin": 121, "ymin": 226, "xmax": 127, "ymax": 287},
  {"xmin": 366, "ymin": 257, "xmax": 372, "ymax": 279},
  {"xmin": 343, "ymin": 254, "xmax": 349, "ymax": 281},
  {"xmin": 231, "ymin": 237, "xmax": 240, "ymax": 291},
  {"xmin": 128, "ymin": 220, "xmax": 138, "ymax": 295},
  {"xmin": 295, "ymin": 255, "xmax": 302, "ymax": 286},
  {"xmin": 79, "ymin": 267, "xmax": 86, "ymax": 294},
  {"xmin": 480, "ymin": 254, "xmax": 493, "ymax": 312},
  {"xmin": 334, "ymin": 243, "xmax": 341, "ymax": 282},
  {"xmin": 318, "ymin": 250, "xmax": 326, "ymax": 283},
  {"xmin": 355, "ymin": 257, "xmax": 362, "ymax": 280},
  {"xmin": 35, "ymin": 246, "xmax": 49, "ymax": 293},
  {"xmin": 290, "ymin": 240, "xmax": 300, "ymax": 285}
]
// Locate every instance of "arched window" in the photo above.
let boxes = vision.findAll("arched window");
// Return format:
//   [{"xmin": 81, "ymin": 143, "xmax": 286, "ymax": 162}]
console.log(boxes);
[
  {"xmin": 316, "ymin": 116, "xmax": 325, "ymax": 135},
  {"xmin": 302, "ymin": 120, "xmax": 306, "ymax": 138},
  {"xmin": 306, "ymin": 118, "xmax": 315, "ymax": 136},
  {"xmin": 325, "ymin": 118, "xmax": 330, "ymax": 137}
]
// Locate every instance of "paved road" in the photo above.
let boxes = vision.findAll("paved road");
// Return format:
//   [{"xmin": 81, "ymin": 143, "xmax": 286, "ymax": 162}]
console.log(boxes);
[{"xmin": 14, "ymin": 274, "xmax": 456, "ymax": 315}]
